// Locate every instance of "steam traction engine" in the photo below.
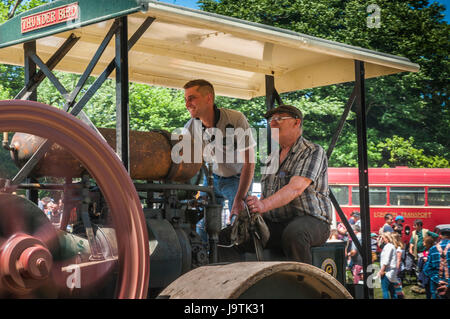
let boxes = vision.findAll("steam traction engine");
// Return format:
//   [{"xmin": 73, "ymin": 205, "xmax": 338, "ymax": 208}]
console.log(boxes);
[
  {"xmin": 0, "ymin": 0, "xmax": 420, "ymax": 299},
  {"xmin": 0, "ymin": 100, "xmax": 351, "ymax": 299},
  {"xmin": 0, "ymin": 0, "xmax": 420, "ymax": 298}
]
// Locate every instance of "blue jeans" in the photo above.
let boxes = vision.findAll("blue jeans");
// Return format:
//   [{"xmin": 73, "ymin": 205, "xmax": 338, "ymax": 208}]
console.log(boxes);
[
  {"xmin": 381, "ymin": 276, "xmax": 398, "ymax": 299},
  {"xmin": 196, "ymin": 174, "xmax": 241, "ymax": 243}
]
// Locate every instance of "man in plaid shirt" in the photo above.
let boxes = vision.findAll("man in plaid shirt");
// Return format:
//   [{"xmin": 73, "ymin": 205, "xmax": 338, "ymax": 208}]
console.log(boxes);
[
  {"xmin": 424, "ymin": 227, "xmax": 450, "ymax": 299},
  {"xmin": 246, "ymin": 105, "xmax": 332, "ymax": 264}
]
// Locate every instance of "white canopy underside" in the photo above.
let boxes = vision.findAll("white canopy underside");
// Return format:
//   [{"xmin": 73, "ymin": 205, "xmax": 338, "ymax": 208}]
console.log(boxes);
[{"xmin": 0, "ymin": 1, "xmax": 419, "ymax": 99}]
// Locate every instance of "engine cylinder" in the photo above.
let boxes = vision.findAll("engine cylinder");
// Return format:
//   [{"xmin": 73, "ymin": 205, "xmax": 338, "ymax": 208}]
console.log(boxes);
[{"xmin": 10, "ymin": 128, "xmax": 201, "ymax": 182}]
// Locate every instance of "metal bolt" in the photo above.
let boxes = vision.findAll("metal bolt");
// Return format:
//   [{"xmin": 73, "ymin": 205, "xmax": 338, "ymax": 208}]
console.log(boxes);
[{"xmin": 36, "ymin": 258, "xmax": 49, "ymax": 277}]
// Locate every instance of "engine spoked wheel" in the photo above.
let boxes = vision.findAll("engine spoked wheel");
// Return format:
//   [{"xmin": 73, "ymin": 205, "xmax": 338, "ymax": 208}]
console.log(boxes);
[{"xmin": 0, "ymin": 100, "xmax": 149, "ymax": 298}]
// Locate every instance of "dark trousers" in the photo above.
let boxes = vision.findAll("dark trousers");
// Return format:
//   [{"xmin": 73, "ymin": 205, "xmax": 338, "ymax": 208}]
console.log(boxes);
[
  {"xmin": 265, "ymin": 215, "xmax": 330, "ymax": 264},
  {"xmin": 218, "ymin": 214, "xmax": 330, "ymax": 264}
]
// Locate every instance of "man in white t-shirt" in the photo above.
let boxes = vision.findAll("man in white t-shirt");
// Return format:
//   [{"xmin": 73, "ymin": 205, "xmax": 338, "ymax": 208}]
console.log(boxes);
[{"xmin": 182, "ymin": 79, "xmax": 256, "ymax": 241}]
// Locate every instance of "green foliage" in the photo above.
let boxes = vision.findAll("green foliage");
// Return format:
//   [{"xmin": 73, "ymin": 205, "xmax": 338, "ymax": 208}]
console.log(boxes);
[
  {"xmin": 0, "ymin": 64, "xmax": 23, "ymax": 98},
  {"xmin": 215, "ymin": 96, "xmax": 266, "ymax": 129},
  {"xmin": 129, "ymin": 84, "xmax": 190, "ymax": 132},
  {"xmin": 37, "ymin": 73, "xmax": 191, "ymax": 132},
  {"xmin": 200, "ymin": 0, "xmax": 449, "ymax": 167},
  {"xmin": 0, "ymin": 132, "xmax": 18, "ymax": 179},
  {"xmin": 0, "ymin": 0, "xmax": 47, "ymax": 22},
  {"xmin": 377, "ymin": 135, "xmax": 449, "ymax": 168},
  {"xmin": 0, "ymin": 82, "xmax": 10, "ymax": 99}
]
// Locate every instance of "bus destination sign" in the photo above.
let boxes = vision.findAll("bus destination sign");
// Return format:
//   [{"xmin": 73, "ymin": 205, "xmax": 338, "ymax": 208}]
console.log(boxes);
[{"xmin": 21, "ymin": 2, "xmax": 79, "ymax": 34}]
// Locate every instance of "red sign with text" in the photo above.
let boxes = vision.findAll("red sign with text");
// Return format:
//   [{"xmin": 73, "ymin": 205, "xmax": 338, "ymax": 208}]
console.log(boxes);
[{"xmin": 21, "ymin": 2, "xmax": 79, "ymax": 34}]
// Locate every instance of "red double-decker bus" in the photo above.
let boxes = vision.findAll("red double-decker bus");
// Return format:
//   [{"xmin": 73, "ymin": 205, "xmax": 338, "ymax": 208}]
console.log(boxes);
[{"xmin": 328, "ymin": 167, "xmax": 450, "ymax": 242}]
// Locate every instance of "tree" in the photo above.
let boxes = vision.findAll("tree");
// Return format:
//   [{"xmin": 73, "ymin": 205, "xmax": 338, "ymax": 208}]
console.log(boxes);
[
  {"xmin": 37, "ymin": 73, "xmax": 190, "ymax": 132},
  {"xmin": 199, "ymin": 0, "xmax": 450, "ymax": 166},
  {"xmin": 377, "ymin": 135, "xmax": 449, "ymax": 168}
]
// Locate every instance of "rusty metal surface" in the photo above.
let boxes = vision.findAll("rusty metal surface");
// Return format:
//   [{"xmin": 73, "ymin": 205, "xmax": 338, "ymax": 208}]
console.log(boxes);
[
  {"xmin": 0, "ymin": 193, "xmax": 59, "ymax": 296},
  {"xmin": 0, "ymin": 233, "xmax": 53, "ymax": 294},
  {"xmin": 10, "ymin": 132, "xmax": 85, "ymax": 178},
  {"xmin": 146, "ymin": 219, "xmax": 183, "ymax": 289},
  {"xmin": 158, "ymin": 261, "xmax": 353, "ymax": 299},
  {"xmin": 0, "ymin": 100, "xmax": 149, "ymax": 298},
  {"xmin": 10, "ymin": 127, "xmax": 202, "ymax": 181}
]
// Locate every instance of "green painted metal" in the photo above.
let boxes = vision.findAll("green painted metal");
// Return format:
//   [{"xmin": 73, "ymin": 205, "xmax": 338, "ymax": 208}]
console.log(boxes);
[{"xmin": 0, "ymin": 0, "xmax": 144, "ymax": 49}]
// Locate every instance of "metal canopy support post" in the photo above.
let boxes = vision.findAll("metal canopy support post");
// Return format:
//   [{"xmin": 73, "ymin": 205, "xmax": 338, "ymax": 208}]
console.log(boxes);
[
  {"xmin": 23, "ymin": 41, "xmax": 38, "ymax": 204},
  {"xmin": 265, "ymin": 75, "xmax": 283, "ymax": 152},
  {"xmin": 26, "ymin": 50, "xmax": 99, "ymax": 134},
  {"xmin": 69, "ymin": 17, "xmax": 154, "ymax": 117},
  {"xmin": 17, "ymin": 34, "xmax": 79, "ymax": 100},
  {"xmin": 12, "ymin": 36, "xmax": 79, "ymax": 186},
  {"xmin": 115, "ymin": 16, "xmax": 130, "ymax": 172},
  {"xmin": 265, "ymin": 75, "xmax": 282, "ymax": 107},
  {"xmin": 24, "ymin": 41, "xmax": 37, "ymax": 101},
  {"xmin": 354, "ymin": 60, "xmax": 372, "ymax": 299},
  {"xmin": 27, "ymin": 52, "xmax": 70, "ymax": 100},
  {"xmin": 329, "ymin": 191, "xmax": 362, "ymax": 254},
  {"xmin": 64, "ymin": 21, "xmax": 120, "ymax": 112}
]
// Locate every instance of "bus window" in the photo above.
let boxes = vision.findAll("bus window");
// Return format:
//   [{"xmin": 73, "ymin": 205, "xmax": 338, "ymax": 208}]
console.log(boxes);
[
  {"xmin": 428, "ymin": 187, "xmax": 450, "ymax": 206},
  {"xmin": 390, "ymin": 187, "xmax": 425, "ymax": 206},
  {"xmin": 330, "ymin": 185, "xmax": 348, "ymax": 205},
  {"xmin": 352, "ymin": 186, "xmax": 387, "ymax": 205}
]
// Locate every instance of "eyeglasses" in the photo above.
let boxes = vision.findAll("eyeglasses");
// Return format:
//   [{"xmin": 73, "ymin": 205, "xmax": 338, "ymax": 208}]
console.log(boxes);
[{"xmin": 268, "ymin": 116, "xmax": 293, "ymax": 124}]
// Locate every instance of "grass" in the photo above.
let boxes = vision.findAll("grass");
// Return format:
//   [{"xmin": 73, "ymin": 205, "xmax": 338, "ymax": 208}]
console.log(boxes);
[{"xmin": 346, "ymin": 265, "xmax": 428, "ymax": 299}]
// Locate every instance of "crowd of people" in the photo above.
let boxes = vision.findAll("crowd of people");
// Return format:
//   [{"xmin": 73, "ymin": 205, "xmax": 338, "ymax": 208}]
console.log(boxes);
[
  {"xmin": 330, "ymin": 213, "xmax": 449, "ymax": 299},
  {"xmin": 38, "ymin": 196, "xmax": 63, "ymax": 227}
]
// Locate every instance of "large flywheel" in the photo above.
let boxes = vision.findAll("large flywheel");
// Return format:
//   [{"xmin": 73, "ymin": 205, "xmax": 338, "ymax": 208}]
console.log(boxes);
[{"xmin": 0, "ymin": 100, "xmax": 149, "ymax": 298}]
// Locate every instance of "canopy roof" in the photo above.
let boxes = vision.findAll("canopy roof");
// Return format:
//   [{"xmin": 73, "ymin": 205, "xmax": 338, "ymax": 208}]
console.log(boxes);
[{"xmin": 0, "ymin": 0, "xmax": 420, "ymax": 99}]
